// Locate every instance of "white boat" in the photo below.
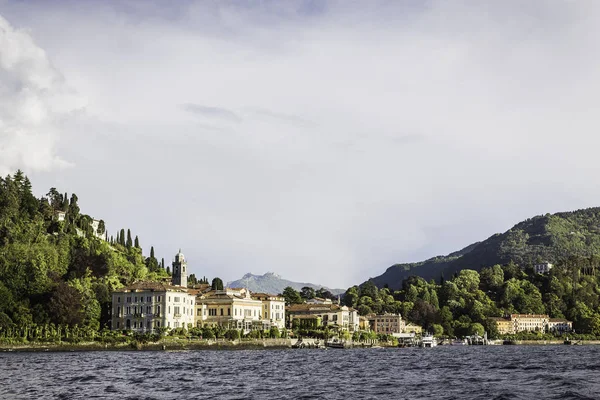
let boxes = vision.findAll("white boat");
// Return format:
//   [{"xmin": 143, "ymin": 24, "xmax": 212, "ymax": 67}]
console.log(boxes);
[
  {"xmin": 451, "ymin": 338, "xmax": 467, "ymax": 346},
  {"xmin": 421, "ymin": 334, "xmax": 437, "ymax": 347}
]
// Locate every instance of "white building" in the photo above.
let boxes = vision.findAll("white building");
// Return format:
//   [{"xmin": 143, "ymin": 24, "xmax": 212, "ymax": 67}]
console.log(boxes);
[
  {"xmin": 111, "ymin": 281, "xmax": 195, "ymax": 332},
  {"xmin": 534, "ymin": 262, "xmax": 553, "ymax": 274},
  {"xmin": 547, "ymin": 318, "xmax": 573, "ymax": 333}
]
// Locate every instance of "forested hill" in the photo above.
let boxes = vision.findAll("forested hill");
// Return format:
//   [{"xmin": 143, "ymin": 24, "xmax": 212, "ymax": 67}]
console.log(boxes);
[
  {"xmin": 0, "ymin": 171, "xmax": 169, "ymax": 338},
  {"xmin": 370, "ymin": 207, "xmax": 600, "ymax": 289}
]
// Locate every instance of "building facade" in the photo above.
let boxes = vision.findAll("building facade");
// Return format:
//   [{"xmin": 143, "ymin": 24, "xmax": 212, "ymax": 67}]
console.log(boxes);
[
  {"xmin": 287, "ymin": 303, "xmax": 359, "ymax": 332},
  {"xmin": 534, "ymin": 262, "xmax": 553, "ymax": 274},
  {"xmin": 111, "ymin": 282, "xmax": 195, "ymax": 332},
  {"xmin": 171, "ymin": 250, "xmax": 188, "ymax": 288},
  {"xmin": 491, "ymin": 314, "xmax": 572, "ymax": 335},
  {"xmin": 251, "ymin": 293, "xmax": 286, "ymax": 329},
  {"xmin": 547, "ymin": 318, "xmax": 573, "ymax": 333},
  {"xmin": 371, "ymin": 314, "xmax": 406, "ymax": 335},
  {"xmin": 195, "ymin": 288, "xmax": 265, "ymax": 332}
]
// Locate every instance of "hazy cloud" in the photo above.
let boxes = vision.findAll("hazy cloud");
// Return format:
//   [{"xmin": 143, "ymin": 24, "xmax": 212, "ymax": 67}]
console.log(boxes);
[
  {"xmin": 2, "ymin": 1, "xmax": 600, "ymax": 287},
  {"xmin": 181, "ymin": 103, "xmax": 242, "ymax": 123}
]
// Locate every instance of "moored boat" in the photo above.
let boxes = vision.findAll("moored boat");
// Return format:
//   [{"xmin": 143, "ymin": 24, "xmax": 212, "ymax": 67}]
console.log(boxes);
[{"xmin": 421, "ymin": 334, "xmax": 437, "ymax": 347}]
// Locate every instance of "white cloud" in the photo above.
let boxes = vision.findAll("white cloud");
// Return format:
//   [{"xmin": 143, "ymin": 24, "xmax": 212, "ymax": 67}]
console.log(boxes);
[
  {"xmin": 0, "ymin": 14, "xmax": 84, "ymax": 176},
  {"xmin": 2, "ymin": 1, "xmax": 600, "ymax": 287}
]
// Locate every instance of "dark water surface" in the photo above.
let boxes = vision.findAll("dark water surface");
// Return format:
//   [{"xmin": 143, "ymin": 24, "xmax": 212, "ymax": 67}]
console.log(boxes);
[{"xmin": 1, "ymin": 346, "xmax": 599, "ymax": 399}]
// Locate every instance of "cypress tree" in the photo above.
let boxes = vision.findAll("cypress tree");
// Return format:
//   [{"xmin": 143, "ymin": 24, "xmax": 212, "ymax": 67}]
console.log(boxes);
[
  {"xmin": 134, "ymin": 236, "xmax": 140, "ymax": 248},
  {"xmin": 119, "ymin": 229, "xmax": 125, "ymax": 246},
  {"xmin": 161, "ymin": 258, "xmax": 165, "ymax": 269},
  {"xmin": 126, "ymin": 229, "xmax": 132, "ymax": 248},
  {"xmin": 150, "ymin": 246, "xmax": 155, "ymax": 259}
]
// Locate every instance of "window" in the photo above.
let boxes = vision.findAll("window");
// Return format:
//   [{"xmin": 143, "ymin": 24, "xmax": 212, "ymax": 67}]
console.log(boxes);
[
  {"xmin": 174, "ymin": 297, "xmax": 181, "ymax": 303},
  {"xmin": 140, "ymin": 297, "xmax": 144, "ymax": 303},
  {"xmin": 147, "ymin": 296, "xmax": 151, "ymax": 302},
  {"xmin": 147, "ymin": 306, "xmax": 151, "ymax": 314},
  {"xmin": 126, "ymin": 307, "xmax": 131, "ymax": 315},
  {"xmin": 147, "ymin": 321, "xmax": 151, "ymax": 329},
  {"xmin": 220, "ymin": 308, "xmax": 224, "ymax": 316},
  {"xmin": 127, "ymin": 297, "xmax": 131, "ymax": 303},
  {"xmin": 117, "ymin": 297, "xmax": 121, "ymax": 303},
  {"xmin": 174, "ymin": 306, "xmax": 180, "ymax": 315},
  {"xmin": 209, "ymin": 309, "xmax": 216, "ymax": 316},
  {"xmin": 157, "ymin": 305, "xmax": 161, "ymax": 315},
  {"xmin": 134, "ymin": 297, "xmax": 137, "ymax": 302},
  {"xmin": 158, "ymin": 296, "xmax": 161, "ymax": 302},
  {"xmin": 197, "ymin": 309, "xmax": 201, "ymax": 316},
  {"xmin": 228, "ymin": 308, "xmax": 231, "ymax": 316},
  {"xmin": 168, "ymin": 306, "xmax": 171, "ymax": 314},
  {"xmin": 169, "ymin": 296, "xmax": 171, "ymax": 302}
]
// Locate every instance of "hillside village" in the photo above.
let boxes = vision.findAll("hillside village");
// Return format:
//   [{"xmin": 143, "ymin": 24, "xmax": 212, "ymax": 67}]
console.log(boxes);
[
  {"xmin": 110, "ymin": 249, "xmax": 575, "ymax": 345},
  {"xmin": 0, "ymin": 171, "xmax": 591, "ymax": 347}
]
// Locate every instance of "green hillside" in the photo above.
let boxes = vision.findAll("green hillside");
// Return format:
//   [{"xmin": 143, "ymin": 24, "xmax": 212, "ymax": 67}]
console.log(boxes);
[
  {"xmin": 371, "ymin": 208, "xmax": 600, "ymax": 289},
  {"xmin": 0, "ymin": 171, "xmax": 168, "ymax": 342}
]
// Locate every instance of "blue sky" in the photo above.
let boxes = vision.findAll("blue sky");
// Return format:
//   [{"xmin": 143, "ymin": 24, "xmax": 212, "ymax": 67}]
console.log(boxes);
[{"xmin": 1, "ymin": 1, "xmax": 599, "ymax": 287}]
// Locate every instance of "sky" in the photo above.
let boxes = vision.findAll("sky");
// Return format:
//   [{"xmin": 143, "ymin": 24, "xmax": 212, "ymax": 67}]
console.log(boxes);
[{"xmin": 1, "ymin": 0, "xmax": 600, "ymax": 288}]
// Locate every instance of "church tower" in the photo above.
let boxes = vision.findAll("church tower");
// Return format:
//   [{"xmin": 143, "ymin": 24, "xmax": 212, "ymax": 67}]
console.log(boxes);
[{"xmin": 172, "ymin": 249, "xmax": 188, "ymax": 288}]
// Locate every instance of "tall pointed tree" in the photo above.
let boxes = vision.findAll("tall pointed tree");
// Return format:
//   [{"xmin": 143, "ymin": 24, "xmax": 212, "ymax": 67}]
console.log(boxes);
[
  {"xmin": 134, "ymin": 236, "xmax": 140, "ymax": 249},
  {"xmin": 126, "ymin": 229, "xmax": 132, "ymax": 248}
]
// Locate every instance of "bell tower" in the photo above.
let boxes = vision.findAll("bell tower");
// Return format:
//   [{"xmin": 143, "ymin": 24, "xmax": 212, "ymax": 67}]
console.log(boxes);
[{"xmin": 172, "ymin": 249, "xmax": 187, "ymax": 288}]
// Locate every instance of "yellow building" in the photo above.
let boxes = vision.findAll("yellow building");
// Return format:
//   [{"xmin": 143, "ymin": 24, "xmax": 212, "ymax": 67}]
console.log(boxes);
[
  {"xmin": 490, "ymin": 317, "xmax": 513, "ymax": 335},
  {"xmin": 371, "ymin": 314, "xmax": 406, "ymax": 335},
  {"xmin": 491, "ymin": 314, "xmax": 572, "ymax": 335},
  {"xmin": 403, "ymin": 323, "xmax": 422, "ymax": 335},
  {"xmin": 287, "ymin": 303, "xmax": 359, "ymax": 332},
  {"xmin": 251, "ymin": 293, "xmax": 286, "ymax": 329},
  {"xmin": 195, "ymin": 288, "xmax": 264, "ymax": 332}
]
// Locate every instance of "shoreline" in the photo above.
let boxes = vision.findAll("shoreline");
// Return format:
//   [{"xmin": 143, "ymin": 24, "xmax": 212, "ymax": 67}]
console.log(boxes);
[
  {"xmin": 0, "ymin": 338, "xmax": 295, "ymax": 352},
  {"xmin": 3, "ymin": 338, "xmax": 600, "ymax": 352}
]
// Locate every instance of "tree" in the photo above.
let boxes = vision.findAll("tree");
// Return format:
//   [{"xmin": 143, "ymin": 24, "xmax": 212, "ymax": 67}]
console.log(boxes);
[
  {"xmin": 281, "ymin": 287, "xmax": 302, "ymax": 305},
  {"xmin": 119, "ymin": 229, "xmax": 126, "ymax": 246},
  {"xmin": 134, "ymin": 236, "xmax": 140, "ymax": 249},
  {"xmin": 300, "ymin": 286, "xmax": 315, "ymax": 300},
  {"xmin": 97, "ymin": 220, "xmax": 105, "ymax": 235},
  {"xmin": 48, "ymin": 283, "xmax": 85, "ymax": 327},
  {"xmin": 211, "ymin": 278, "xmax": 224, "ymax": 291},
  {"xmin": 269, "ymin": 326, "xmax": 280, "ymax": 338},
  {"xmin": 126, "ymin": 229, "xmax": 133, "ymax": 248}
]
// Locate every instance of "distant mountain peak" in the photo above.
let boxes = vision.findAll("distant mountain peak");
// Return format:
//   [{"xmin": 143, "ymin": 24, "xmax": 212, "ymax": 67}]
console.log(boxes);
[{"xmin": 227, "ymin": 273, "xmax": 344, "ymax": 296}]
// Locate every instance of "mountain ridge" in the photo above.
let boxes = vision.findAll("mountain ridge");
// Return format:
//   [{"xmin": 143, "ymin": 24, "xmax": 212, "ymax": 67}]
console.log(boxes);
[
  {"xmin": 227, "ymin": 272, "xmax": 345, "ymax": 296},
  {"xmin": 369, "ymin": 207, "xmax": 600, "ymax": 289}
]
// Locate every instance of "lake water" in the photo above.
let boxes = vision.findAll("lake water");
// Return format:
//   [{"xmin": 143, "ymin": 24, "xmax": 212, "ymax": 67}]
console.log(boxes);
[{"xmin": 1, "ymin": 346, "xmax": 599, "ymax": 399}]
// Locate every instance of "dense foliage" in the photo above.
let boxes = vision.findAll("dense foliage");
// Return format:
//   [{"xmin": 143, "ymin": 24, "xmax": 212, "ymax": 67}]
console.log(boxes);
[
  {"xmin": 371, "ymin": 208, "xmax": 600, "ymax": 289},
  {"xmin": 345, "ymin": 258, "xmax": 600, "ymax": 337},
  {"xmin": 0, "ymin": 171, "xmax": 169, "ymax": 343}
]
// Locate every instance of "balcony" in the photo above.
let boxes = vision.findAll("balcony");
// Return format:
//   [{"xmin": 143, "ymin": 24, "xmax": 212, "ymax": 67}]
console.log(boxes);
[{"xmin": 174, "ymin": 313, "xmax": 182, "ymax": 318}]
